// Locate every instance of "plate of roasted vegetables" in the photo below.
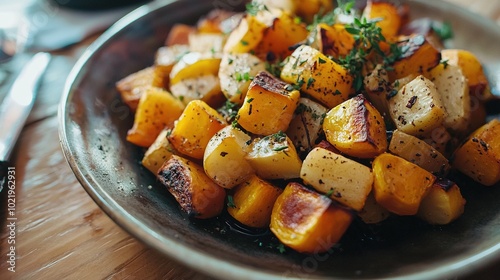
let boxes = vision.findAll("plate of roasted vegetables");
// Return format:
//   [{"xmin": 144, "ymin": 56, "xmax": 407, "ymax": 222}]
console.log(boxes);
[{"xmin": 60, "ymin": 0, "xmax": 500, "ymax": 279}]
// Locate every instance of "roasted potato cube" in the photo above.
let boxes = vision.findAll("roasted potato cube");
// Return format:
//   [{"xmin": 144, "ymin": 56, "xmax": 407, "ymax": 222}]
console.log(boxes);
[
  {"xmin": 169, "ymin": 52, "xmax": 221, "ymax": 85},
  {"xmin": 286, "ymin": 98, "xmax": 328, "ymax": 153},
  {"xmin": 441, "ymin": 49, "xmax": 492, "ymax": 100},
  {"xmin": 116, "ymin": 67, "xmax": 156, "ymax": 111},
  {"xmin": 142, "ymin": 129, "xmax": 177, "ymax": 174},
  {"xmin": 372, "ymin": 153, "xmax": 435, "ymax": 216},
  {"xmin": 237, "ymin": 71, "xmax": 300, "ymax": 135},
  {"xmin": 227, "ymin": 175, "xmax": 283, "ymax": 228},
  {"xmin": 203, "ymin": 126, "xmax": 254, "ymax": 189},
  {"xmin": 169, "ymin": 74, "xmax": 225, "ymax": 108},
  {"xmin": 312, "ymin": 23, "xmax": 355, "ymax": 59},
  {"xmin": 188, "ymin": 32, "xmax": 226, "ymax": 53},
  {"xmin": 153, "ymin": 45, "xmax": 190, "ymax": 89},
  {"xmin": 223, "ymin": 14, "xmax": 267, "ymax": 54},
  {"xmin": 417, "ymin": 179, "xmax": 466, "ymax": 225},
  {"xmin": 301, "ymin": 147, "xmax": 373, "ymax": 211},
  {"xmin": 358, "ymin": 191, "xmax": 391, "ymax": 224},
  {"xmin": 323, "ymin": 94, "xmax": 387, "ymax": 159},
  {"xmin": 157, "ymin": 155, "xmax": 226, "ymax": 219},
  {"xmin": 270, "ymin": 182, "xmax": 353, "ymax": 254},
  {"xmin": 246, "ymin": 132, "xmax": 302, "ymax": 180},
  {"xmin": 218, "ymin": 52, "xmax": 266, "ymax": 104},
  {"xmin": 426, "ymin": 64, "xmax": 471, "ymax": 133},
  {"xmin": 389, "ymin": 130, "xmax": 450, "ymax": 175},
  {"xmin": 453, "ymin": 119, "xmax": 500, "ymax": 186},
  {"xmin": 281, "ymin": 45, "xmax": 353, "ymax": 108},
  {"xmin": 168, "ymin": 100, "xmax": 227, "ymax": 159},
  {"xmin": 363, "ymin": 0, "xmax": 403, "ymax": 39},
  {"xmin": 390, "ymin": 34, "xmax": 441, "ymax": 80},
  {"xmin": 388, "ymin": 75, "xmax": 447, "ymax": 137},
  {"xmin": 127, "ymin": 87, "xmax": 185, "ymax": 147}
]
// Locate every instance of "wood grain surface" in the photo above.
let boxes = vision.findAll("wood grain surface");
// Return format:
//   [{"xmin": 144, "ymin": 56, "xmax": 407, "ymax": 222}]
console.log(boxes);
[{"xmin": 1, "ymin": 1, "xmax": 499, "ymax": 279}]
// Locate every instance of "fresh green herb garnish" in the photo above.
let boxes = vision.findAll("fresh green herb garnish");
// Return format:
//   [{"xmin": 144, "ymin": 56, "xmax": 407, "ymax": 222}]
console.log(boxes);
[
  {"xmin": 441, "ymin": 59, "xmax": 449, "ymax": 69},
  {"xmin": 277, "ymin": 243, "xmax": 286, "ymax": 254},
  {"xmin": 227, "ymin": 195, "xmax": 236, "ymax": 208},
  {"xmin": 273, "ymin": 146, "xmax": 289, "ymax": 152},
  {"xmin": 246, "ymin": 1, "xmax": 269, "ymax": 16},
  {"xmin": 432, "ymin": 21, "xmax": 454, "ymax": 41}
]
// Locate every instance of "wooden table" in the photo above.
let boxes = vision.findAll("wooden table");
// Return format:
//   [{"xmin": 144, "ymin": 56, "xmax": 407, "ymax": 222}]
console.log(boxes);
[{"xmin": 0, "ymin": 1, "xmax": 499, "ymax": 279}]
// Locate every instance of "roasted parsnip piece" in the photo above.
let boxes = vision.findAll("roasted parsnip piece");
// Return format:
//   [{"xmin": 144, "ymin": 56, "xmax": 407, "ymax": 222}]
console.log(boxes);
[
  {"xmin": 142, "ymin": 129, "xmax": 177, "ymax": 174},
  {"xmin": 286, "ymin": 98, "xmax": 328, "ymax": 154},
  {"xmin": 323, "ymin": 94, "xmax": 387, "ymax": 159},
  {"xmin": 237, "ymin": 71, "xmax": 300, "ymax": 135},
  {"xmin": 417, "ymin": 179, "xmax": 466, "ymax": 225},
  {"xmin": 270, "ymin": 182, "xmax": 353, "ymax": 254},
  {"xmin": 426, "ymin": 64, "xmax": 470, "ymax": 133},
  {"xmin": 388, "ymin": 75, "xmax": 447, "ymax": 137},
  {"xmin": 246, "ymin": 132, "xmax": 302, "ymax": 180},
  {"xmin": 127, "ymin": 87, "xmax": 185, "ymax": 147},
  {"xmin": 188, "ymin": 32, "xmax": 226, "ymax": 53},
  {"xmin": 169, "ymin": 74, "xmax": 225, "ymax": 108},
  {"xmin": 453, "ymin": 119, "xmax": 500, "ymax": 186},
  {"xmin": 301, "ymin": 147, "xmax": 373, "ymax": 211},
  {"xmin": 227, "ymin": 175, "xmax": 283, "ymax": 228},
  {"xmin": 281, "ymin": 45, "xmax": 353, "ymax": 108},
  {"xmin": 358, "ymin": 191, "xmax": 391, "ymax": 224},
  {"xmin": 363, "ymin": 64, "xmax": 391, "ymax": 118},
  {"xmin": 196, "ymin": 9, "xmax": 237, "ymax": 33},
  {"xmin": 389, "ymin": 130, "xmax": 450, "ymax": 175},
  {"xmin": 372, "ymin": 153, "xmax": 435, "ymax": 215},
  {"xmin": 168, "ymin": 100, "xmax": 227, "ymax": 159},
  {"xmin": 218, "ymin": 52, "xmax": 266, "ymax": 104},
  {"xmin": 203, "ymin": 126, "xmax": 254, "ymax": 189},
  {"xmin": 157, "ymin": 155, "xmax": 226, "ymax": 219},
  {"xmin": 441, "ymin": 49, "xmax": 492, "ymax": 100}
]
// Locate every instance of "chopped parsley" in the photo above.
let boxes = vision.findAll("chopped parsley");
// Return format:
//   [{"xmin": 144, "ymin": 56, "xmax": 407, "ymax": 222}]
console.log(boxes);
[
  {"xmin": 227, "ymin": 195, "xmax": 236, "ymax": 208},
  {"xmin": 246, "ymin": 1, "xmax": 269, "ymax": 16},
  {"xmin": 432, "ymin": 21, "xmax": 454, "ymax": 41}
]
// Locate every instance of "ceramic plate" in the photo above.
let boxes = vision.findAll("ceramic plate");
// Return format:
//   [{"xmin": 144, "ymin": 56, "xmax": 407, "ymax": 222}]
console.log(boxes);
[{"xmin": 59, "ymin": 0, "xmax": 500, "ymax": 279}]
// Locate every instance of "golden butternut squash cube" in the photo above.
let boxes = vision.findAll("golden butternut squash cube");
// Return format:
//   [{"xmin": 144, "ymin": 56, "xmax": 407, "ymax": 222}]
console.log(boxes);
[
  {"xmin": 227, "ymin": 175, "xmax": 283, "ymax": 228},
  {"xmin": 253, "ymin": 9, "xmax": 308, "ymax": 59},
  {"xmin": 169, "ymin": 52, "xmax": 221, "ymax": 85},
  {"xmin": 312, "ymin": 23, "xmax": 355, "ymax": 59},
  {"xmin": 281, "ymin": 45, "xmax": 353, "ymax": 108},
  {"xmin": 453, "ymin": 119, "xmax": 500, "ymax": 186},
  {"xmin": 363, "ymin": 0, "xmax": 403, "ymax": 40},
  {"xmin": 127, "ymin": 87, "xmax": 185, "ymax": 147},
  {"xmin": 169, "ymin": 74, "xmax": 225, "ymax": 108},
  {"xmin": 390, "ymin": 34, "xmax": 441, "ymax": 80},
  {"xmin": 223, "ymin": 14, "xmax": 267, "ymax": 54},
  {"xmin": 203, "ymin": 126, "xmax": 254, "ymax": 189},
  {"xmin": 426, "ymin": 64, "xmax": 471, "ymax": 133},
  {"xmin": 441, "ymin": 49, "xmax": 492, "ymax": 100},
  {"xmin": 218, "ymin": 52, "xmax": 266, "ymax": 104},
  {"xmin": 389, "ymin": 130, "xmax": 450, "ymax": 175},
  {"xmin": 168, "ymin": 100, "xmax": 227, "ymax": 159},
  {"xmin": 294, "ymin": 0, "xmax": 333, "ymax": 22},
  {"xmin": 286, "ymin": 98, "xmax": 328, "ymax": 153},
  {"xmin": 157, "ymin": 155, "xmax": 226, "ymax": 219},
  {"xmin": 142, "ymin": 129, "xmax": 177, "ymax": 174},
  {"xmin": 116, "ymin": 67, "xmax": 156, "ymax": 111},
  {"xmin": 358, "ymin": 191, "xmax": 391, "ymax": 224},
  {"xmin": 153, "ymin": 45, "xmax": 190, "ymax": 89},
  {"xmin": 372, "ymin": 153, "xmax": 435, "ymax": 216},
  {"xmin": 237, "ymin": 71, "xmax": 300, "ymax": 135},
  {"xmin": 417, "ymin": 179, "xmax": 466, "ymax": 225},
  {"xmin": 246, "ymin": 132, "xmax": 302, "ymax": 180},
  {"xmin": 388, "ymin": 75, "xmax": 447, "ymax": 137},
  {"xmin": 270, "ymin": 182, "xmax": 353, "ymax": 254},
  {"xmin": 300, "ymin": 147, "xmax": 373, "ymax": 211},
  {"xmin": 323, "ymin": 94, "xmax": 387, "ymax": 159}
]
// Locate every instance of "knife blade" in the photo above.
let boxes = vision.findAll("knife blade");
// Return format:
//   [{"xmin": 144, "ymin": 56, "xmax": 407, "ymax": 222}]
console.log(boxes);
[{"xmin": 0, "ymin": 52, "xmax": 50, "ymax": 193}]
